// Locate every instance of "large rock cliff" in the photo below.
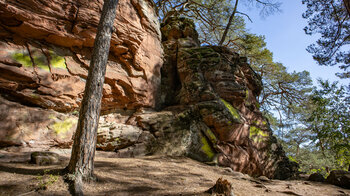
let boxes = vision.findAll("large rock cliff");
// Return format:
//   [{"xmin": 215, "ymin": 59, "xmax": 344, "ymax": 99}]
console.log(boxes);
[
  {"xmin": 0, "ymin": 1, "xmax": 297, "ymax": 180},
  {"xmin": 0, "ymin": 0, "xmax": 163, "ymax": 112}
]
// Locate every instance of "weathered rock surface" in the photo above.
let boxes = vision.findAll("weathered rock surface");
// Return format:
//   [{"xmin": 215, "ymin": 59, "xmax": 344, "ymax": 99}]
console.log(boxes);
[
  {"xmin": 0, "ymin": 0, "xmax": 163, "ymax": 112},
  {"xmin": 132, "ymin": 17, "xmax": 298, "ymax": 179},
  {"xmin": 0, "ymin": 95, "xmax": 150, "ymax": 155},
  {"xmin": 0, "ymin": 95, "xmax": 76, "ymax": 150}
]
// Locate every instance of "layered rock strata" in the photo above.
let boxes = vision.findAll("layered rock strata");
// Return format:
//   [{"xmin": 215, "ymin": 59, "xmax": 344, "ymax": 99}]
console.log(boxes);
[{"xmin": 0, "ymin": 0, "xmax": 163, "ymax": 112}]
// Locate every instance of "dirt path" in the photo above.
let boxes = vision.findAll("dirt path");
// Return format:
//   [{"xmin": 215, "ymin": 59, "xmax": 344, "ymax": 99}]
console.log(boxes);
[{"xmin": 0, "ymin": 150, "xmax": 349, "ymax": 196}]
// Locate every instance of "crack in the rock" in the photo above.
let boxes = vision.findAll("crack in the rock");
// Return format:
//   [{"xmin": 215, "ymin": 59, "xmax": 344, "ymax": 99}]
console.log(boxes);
[
  {"xmin": 25, "ymin": 43, "xmax": 41, "ymax": 84},
  {"xmin": 70, "ymin": 5, "xmax": 80, "ymax": 33}
]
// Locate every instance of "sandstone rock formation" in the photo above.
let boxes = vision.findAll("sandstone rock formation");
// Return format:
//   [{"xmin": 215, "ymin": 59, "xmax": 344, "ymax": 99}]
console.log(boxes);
[
  {"xmin": 0, "ymin": 0, "xmax": 163, "ymax": 112},
  {"xmin": 131, "ymin": 17, "xmax": 298, "ymax": 179},
  {"xmin": 0, "ymin": 0, "xmax": 297, "ymax": 180}
]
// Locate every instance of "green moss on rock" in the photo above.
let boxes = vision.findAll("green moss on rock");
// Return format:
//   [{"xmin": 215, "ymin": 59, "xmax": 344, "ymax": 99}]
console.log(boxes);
[
  {"xmin": 249, "ymin": 126, "xmax": 269, "ymax": 143},
  {"xmin": 50, "ymin": 118, "xmax": 76, "ymax": 136},
  {"xmin": 11, "ymin": 50, "xmax": 66, "ymax": 71},
  {"xmin": 220, "ymin": 98, "xmax": 240, "ymax": 120},
  {"xmin": 203, "ymin": 129, "xmax": 217, "ymax": 144},
  {"xmin": 249, "ymin": 126, "xmax": 268, "ymax": 138},
  {"xmin": 200, "ymin": 136, "xmax": 215, "ymax": 160}
]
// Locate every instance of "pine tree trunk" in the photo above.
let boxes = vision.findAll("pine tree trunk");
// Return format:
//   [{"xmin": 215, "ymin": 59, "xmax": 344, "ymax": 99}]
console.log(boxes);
[
  {"xmin": 218, "ymin": 0, "xmax": 239, "ymax": 46},
  {"xmin": 66, "ymin": 0, "xmax": 118, "ymax": 194},
  {"xmin": 296, "ymin": 144, "xmax": 300, "ymax": 156}
]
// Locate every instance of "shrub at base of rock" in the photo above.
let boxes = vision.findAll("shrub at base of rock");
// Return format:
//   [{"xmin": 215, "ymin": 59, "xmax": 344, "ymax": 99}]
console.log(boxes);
[{"xmin": 326, "ymin": 170, "xmax": 350, "ymax": 189}]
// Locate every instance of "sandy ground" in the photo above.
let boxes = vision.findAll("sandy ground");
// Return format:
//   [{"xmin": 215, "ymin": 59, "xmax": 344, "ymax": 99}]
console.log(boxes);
[{"xmin": 0, "ymin": 149, "xmax": 349, "ymax": 196}]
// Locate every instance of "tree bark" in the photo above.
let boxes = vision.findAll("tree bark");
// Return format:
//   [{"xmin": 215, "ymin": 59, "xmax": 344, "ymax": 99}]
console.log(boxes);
[
  {"xmin": 66, "ymin": 0, "xmax": 118, "ymax": 194},
  {"xmin": 219, "ymin": 0, "xmax": 239, "ymax": 46},
  {"xmin": 343, "ymin": 0, "xmax": 350, "ymax": 18}
]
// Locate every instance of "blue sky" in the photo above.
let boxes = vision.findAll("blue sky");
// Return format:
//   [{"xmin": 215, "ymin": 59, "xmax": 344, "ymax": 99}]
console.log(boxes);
[{"xmin": 239, "ymin": 0, "xmax": 348, "ymax": 86}]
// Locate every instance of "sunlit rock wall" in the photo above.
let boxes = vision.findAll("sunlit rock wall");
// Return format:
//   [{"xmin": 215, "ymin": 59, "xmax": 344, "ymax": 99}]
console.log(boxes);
[{"xmin": 0, "ymin": 0, "xmax": 163, "ymax": 112}]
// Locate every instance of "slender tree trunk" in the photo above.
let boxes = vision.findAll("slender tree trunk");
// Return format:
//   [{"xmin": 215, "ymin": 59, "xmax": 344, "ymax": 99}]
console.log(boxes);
[
  {"xmin": 319, "ymin": 139, "xmax": 326, "ymax": 158},
  {"xmin": 343, "ymin": 0, "xmax": 350, "ymax": 18},
  {"xmin": 296, "ymin": 144, "xmax": 300, "ymax": 156},
  {"xmin": 219, "ymin": 0, "xmax": 239, "ymax": 46},
  {"xmin": 66, "ymin": 0, "xmax": 118, "ymax": 194}
]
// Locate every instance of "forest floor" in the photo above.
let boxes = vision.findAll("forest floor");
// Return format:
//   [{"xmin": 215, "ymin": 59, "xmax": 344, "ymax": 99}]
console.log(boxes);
[{"xmin": 0, "ymin": 149, "xmax": 349, "ymax": 196}]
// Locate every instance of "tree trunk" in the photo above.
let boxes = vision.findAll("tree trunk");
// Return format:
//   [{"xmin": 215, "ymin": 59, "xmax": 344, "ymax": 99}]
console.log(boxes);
[
  {"xmin": 296, "ymin": 144, "xmax": 300, "ymax": 156},
  {"xmin": 319, "ymin": 139, "xmax": 326, "ymax": 158},
  {"xmin": 66, "ymin": 0, "xmax": 118, "ymax": 194},
  {"xmin": 343, "ymin": 0, "xmax": 350, "ymax": 18},
  {"xmin": 219, "ymin": 0, "xmax": 239, "ymax": 46}
]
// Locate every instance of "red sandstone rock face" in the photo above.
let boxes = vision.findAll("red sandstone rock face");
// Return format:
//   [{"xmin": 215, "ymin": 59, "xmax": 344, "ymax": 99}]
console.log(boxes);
[{"xmin": 0, "ymin": 0, "xmax": 163, "ymax": 112}]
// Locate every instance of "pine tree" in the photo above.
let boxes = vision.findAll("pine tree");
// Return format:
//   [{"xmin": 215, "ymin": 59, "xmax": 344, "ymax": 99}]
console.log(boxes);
[
  {"xmin": 303, "ymin": 0, "xmax": 350, "ymax": 79},
  {"xmin": 66, "ymin": 0, "xmax": 119, "ymax": 195}
]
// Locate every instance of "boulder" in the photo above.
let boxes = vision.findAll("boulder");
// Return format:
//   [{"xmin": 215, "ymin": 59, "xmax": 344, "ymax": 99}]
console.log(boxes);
[
  {"xmin": 96, "ymin": 123, "xmax": 143, "ymax": 151},
  {"xmin": 308, "ymin": 173, "xmax": 325, "ymax": 182},
  {"xmin": 30, "ymin": 151, "xmax": 60, "ymax": 165},
  {"xmin": 326, "ymin": 170, "xmax": 350, "ymax": 189},
  {"xmin": 257, "ymin": 176, "xmax": 270, "ymax": 182},
  {"xmin": 114, "ymin": 143, "xmax": 148, "ymax": 158}
]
